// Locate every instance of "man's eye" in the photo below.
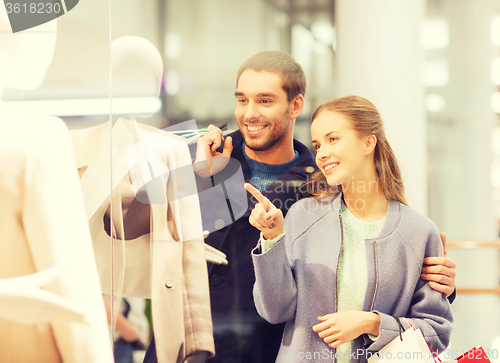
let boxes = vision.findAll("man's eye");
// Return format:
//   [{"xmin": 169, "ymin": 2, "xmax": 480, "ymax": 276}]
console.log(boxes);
[
  {"xmin": 237, "ymin": 99, "xmax": 247, "ymax": 103},
  {"xmin": 261, "ymin": 99, "xmax": 271, "ymax": 104}
]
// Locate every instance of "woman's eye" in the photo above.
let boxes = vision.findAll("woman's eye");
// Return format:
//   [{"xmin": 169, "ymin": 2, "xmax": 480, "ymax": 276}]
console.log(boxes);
[{"xmin": 330, "ymin": 137, "xmax": 337, "ymax": 143}]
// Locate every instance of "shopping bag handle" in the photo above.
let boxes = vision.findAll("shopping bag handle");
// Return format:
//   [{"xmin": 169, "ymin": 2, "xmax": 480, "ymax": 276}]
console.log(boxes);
[
  {"xmin": 400, "ymin": 317, "xmax": 442, "ymax": 363},
  {"xmin": 392, "ymin": 316, "xmax": 405, "ymax": 341}
]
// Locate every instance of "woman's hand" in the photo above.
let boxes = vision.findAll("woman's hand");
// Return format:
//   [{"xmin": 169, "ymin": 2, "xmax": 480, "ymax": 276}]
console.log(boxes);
[
  {"xmin": 313, "ymin": 311, "xmax": 380, "ymax": 348},
  {"xmin": 244, "ymin": 183, "xmax": 284, "ymax": 240}
]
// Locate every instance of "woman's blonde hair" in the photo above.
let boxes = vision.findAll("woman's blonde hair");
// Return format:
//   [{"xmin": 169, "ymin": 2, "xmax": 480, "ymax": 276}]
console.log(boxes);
[{"xmin": 306, "ymin": 95, "xmax": 407, "ymax": 205}]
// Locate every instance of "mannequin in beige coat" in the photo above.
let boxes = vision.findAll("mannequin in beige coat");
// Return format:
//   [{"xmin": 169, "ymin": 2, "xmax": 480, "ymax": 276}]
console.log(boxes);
[
  {"xmin": 70, "ymin": 36, "xmax": 215, "ymax": 363},
  {"xmin": 0, "ymin": 10, "xmax": 113, "ymax": 363}
]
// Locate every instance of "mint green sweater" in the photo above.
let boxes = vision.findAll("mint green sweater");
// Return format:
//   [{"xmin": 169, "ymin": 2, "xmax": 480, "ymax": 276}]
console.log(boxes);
[{"xmin": 336, "ymin": 203, "xmax": 385, "ymax": 363}]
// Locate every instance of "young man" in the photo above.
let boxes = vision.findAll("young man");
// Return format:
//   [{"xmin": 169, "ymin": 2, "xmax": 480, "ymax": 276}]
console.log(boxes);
[{"xmin": 198, "ymin": 51, "xmax": 457, "ymax": 363}]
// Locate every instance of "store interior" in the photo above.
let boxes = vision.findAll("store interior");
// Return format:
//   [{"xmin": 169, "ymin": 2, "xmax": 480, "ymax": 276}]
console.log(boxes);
[{"xmin": 2, "ymin": 0, "xmax": 500, "ymax": 361}]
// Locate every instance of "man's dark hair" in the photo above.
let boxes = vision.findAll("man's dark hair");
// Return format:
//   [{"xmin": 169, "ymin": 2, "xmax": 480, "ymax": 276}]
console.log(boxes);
[{"xmin": 236, "ymin": 51, "xmax": 306, "ymax": 102}]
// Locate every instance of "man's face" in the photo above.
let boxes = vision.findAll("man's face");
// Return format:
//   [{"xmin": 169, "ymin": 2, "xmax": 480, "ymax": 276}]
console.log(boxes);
[{"xmin": 234, "ymin": 70, "xmax": 294, "ymax": 153}]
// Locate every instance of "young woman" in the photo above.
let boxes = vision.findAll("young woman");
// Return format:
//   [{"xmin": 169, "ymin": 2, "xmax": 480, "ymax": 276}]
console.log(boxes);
[{"xmin": 245, "ymin": 96, "xmax": 453, "ymax": 363}]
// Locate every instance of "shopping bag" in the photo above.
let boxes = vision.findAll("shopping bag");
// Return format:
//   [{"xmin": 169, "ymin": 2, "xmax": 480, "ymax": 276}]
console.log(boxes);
[
  {"xmin": 455, "ymin": 347, "xmax": 491, "ymax": 363},
  {"xmin": 368, "ymin": 317, "xmax": 439, "ymax": 363}
]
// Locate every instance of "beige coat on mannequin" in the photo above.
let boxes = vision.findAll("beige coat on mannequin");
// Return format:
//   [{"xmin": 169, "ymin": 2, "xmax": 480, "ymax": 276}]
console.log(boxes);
[
  {"xmin": 70, "ymin": 35, "xmax": 215, "ymax": 362},
  {"xmin": 72, "ymin": 118, "xmax": 215, "ymax": 363}
]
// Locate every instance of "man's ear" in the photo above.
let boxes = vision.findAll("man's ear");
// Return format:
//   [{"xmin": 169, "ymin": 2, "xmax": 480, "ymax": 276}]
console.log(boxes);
[
  {"xmin": 365, "ymin": 135, "xmax": 377, "ymax": 155},
  {"xmin": 290, "ymin": 94, "xmax": 304, "ymax": 119}
]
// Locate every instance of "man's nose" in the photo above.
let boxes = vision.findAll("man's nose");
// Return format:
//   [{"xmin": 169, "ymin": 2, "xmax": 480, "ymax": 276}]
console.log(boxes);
[{"xmin": 244, "ymin": 101, "xmax": 260, "ymax": 121}]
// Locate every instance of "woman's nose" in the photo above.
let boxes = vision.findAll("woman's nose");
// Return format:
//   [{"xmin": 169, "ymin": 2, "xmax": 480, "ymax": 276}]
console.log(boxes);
[{"xmin": 317, "ymin": 145, "xmax": 328, "ymax": 160}]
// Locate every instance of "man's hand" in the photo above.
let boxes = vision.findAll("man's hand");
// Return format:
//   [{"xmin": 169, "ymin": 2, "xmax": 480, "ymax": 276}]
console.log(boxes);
[
  {"xmin": 193, "ymin": 125, "xmax": 233, "ymax": 178},
  {"xmin": 245, "ymin": 183, "xmax": 284, "ymax": 240},
  {"xmin": 313, "ymin": 311, "xmax": 380, "ymax": 348},
  {"xmin": 421, "ymin": 232, "xmax": 457, "ymax": 297}
]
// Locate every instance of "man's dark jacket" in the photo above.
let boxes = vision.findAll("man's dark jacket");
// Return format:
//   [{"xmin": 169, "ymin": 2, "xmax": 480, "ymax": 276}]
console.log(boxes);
[{"xmin": 200, "ymin": 130, "xmax": 317, "ymax": 363}]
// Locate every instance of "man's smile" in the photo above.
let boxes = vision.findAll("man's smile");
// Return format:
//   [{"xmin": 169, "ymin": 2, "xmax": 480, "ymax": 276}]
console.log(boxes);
[{"xmin": 245, "ymin": 124, "xmax": 268, "ymax": 135}]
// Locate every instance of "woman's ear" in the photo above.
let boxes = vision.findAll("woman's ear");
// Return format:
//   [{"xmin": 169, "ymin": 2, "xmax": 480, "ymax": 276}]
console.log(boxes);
[
  {"xmin": 364, "ymin": 135, "xmax": 377, "ymax": 155},
  {"xmin": 290, "ymin": 94, "xmax": 304, "ymax": 119}
]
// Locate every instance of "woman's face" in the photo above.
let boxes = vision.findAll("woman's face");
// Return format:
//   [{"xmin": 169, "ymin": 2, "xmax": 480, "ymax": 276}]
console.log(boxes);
[{"xmin": 311, "ymin": 111, "xmax": 371, "ymax": 187}]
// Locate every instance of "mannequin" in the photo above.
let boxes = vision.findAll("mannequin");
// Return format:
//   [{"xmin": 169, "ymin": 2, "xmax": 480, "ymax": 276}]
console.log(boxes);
[
  {"xmin": 70, "ymin": 36, "xmax": 215, "ymax": 363},
  {"xmin": 70, "ymin": 38, "xmax": 227, "ymax": 265},
  {"xmin": 0, "ymin": 7, "xmax": 113, "ymax": 363},
  {"xmin": 0, "ymin": 267, "xmax": 86, "ymax": 325}
]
